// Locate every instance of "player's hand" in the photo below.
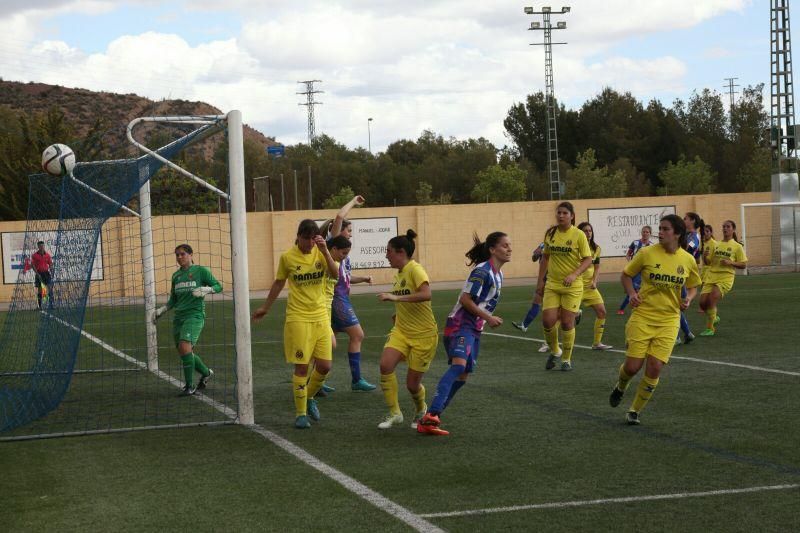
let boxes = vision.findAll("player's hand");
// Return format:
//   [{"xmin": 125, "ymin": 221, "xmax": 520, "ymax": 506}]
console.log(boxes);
[
  {"xmin": 354, "ymin": 195, "xmax": 366, "ymax": 206},
  {"xmin": 629, "ymin": 293, "xmax": 642, "ymax": 308},
  {"xmin": 563, "ymin": 273, "xmax": 577, "ymax": 287},
  {"xmin": 590, "ymin": 281, "xmax": 597, "ymax": 290},
  {"xmin": 192, "ymin": 286, "xmax": 214, "ymax": 298},
  {"xmin": 532, "ymin": 249, "xmax": 543, "ymax": 262},
  {"xmin": 153, "ymin": 305, "xmax": 168, "ymax": 324},
  {"xmin": 366, "ymin": 276, "xmax": 373, "ymax": 285},
  {"xmin": 314, "ymin": 235, "xmax": 327, "ymax": 250},
  {"xmin": 720, "ymin": 259, "xmax": 732, "ymax": 266},
  {"xmin": 377, "ymin": 292, "xmax": 396, "ymax": 302},
  {"xmin": 486, "ymin": 316, "xmax": 503, "ymax": 328},
  {"xmin": 680, "ymin": 297, "xmax": 692, "ymax": 311},
  {"xmin": 251, "ymin": 307, "xmax": 268, "ymax": 321}
]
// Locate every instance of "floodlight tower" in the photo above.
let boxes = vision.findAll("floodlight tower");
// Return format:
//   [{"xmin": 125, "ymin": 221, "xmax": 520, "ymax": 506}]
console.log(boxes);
[
  {"xmin": 770, "ymin": 0, "xmax": 800, "ymax": 265},
  {"xmin": 525, "ymin": 5, "xmax": 570, "ymax": 200}
]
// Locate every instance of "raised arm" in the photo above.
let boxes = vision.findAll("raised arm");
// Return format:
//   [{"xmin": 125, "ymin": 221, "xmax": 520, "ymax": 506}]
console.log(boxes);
[
  {"xmin": 251, "ymin": 278, "xmax": 287, "ymax": 321},
  {"xmin": 330, "ymin": 195, "xmax": 365, "ymax": 237}
]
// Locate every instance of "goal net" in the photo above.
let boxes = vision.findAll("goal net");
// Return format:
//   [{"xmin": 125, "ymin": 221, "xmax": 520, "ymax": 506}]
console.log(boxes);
[
  {"xmin": 0, "ymin": 112, "xmax": 253, "ymax": 440},
  {"xmin": 741, "ymin": 201, "xmax": 800, "ymax": 274}
]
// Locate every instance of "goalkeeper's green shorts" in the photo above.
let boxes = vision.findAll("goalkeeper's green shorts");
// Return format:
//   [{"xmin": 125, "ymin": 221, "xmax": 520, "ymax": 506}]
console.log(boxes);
[{"xmin": 173, "ymin": 317, "xmax": 204, "ymax": 347}]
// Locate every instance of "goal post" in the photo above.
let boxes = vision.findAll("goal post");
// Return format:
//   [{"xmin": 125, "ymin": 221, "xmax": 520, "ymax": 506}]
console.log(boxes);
[
  {"xmin": 740, "ymin": 200, "xmax": 800, "ymax": 275},
  {"xmin": 0, "ymin": 110, "xmax": 254, "ymax": 439}
]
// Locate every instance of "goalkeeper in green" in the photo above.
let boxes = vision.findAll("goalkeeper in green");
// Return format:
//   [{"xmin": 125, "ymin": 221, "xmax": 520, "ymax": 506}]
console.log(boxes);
[{"xmin": 153, "ymin": 244, "xmax": 222, "ymax": 396}]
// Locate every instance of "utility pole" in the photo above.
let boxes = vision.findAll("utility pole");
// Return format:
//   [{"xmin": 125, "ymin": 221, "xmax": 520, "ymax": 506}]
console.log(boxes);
[
  {"xmin": 368, "ymin": 117, "xmax": 373, "ymax": 153},
  {"xmin": 297, "ymin": 80, "xmax": 323, "ymax": 145},
  {"xmin": 723, "ymin": 77, "xmax": 740, "ymax": 111},
  {"xmin": 525, "ymin": 5, "xmax": 570, "ymax": 201}
]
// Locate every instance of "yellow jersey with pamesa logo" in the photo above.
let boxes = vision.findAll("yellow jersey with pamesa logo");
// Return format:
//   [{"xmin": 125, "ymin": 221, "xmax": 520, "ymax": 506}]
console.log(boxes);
[
  {"xmin": 623, "ymin": 243, "xmax": 701, "ymax": 325},
  {"xmin": 706, "ymin": 238, "xmax": 747, "ymax": 277},
  {"xmin": 277, "ymin": 245, "xmax": 329, "ymax": 322},
  {"xmin": 391, "ymin": 260, "xmax": 438, "ymax": 337},
  {"xmin": 543, "ymin": 225, "xmax": 592, "ymax": 286}
]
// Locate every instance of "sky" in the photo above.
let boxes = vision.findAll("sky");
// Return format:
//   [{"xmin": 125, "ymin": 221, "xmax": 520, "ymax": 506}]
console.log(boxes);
[{"xmin": 0, "ymin": 0, "xmax": 766, "ymax": 152}]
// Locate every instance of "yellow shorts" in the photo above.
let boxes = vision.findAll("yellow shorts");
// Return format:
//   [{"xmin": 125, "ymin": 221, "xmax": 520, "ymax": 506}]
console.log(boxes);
[
  {"xmin": 384, "ymin": 329, "xmax": 438, "ymax": 373},
  {"xmin": 625, "ymin": 317, "xmax": 679, "ymax": 364},
  {"xmin": 283, "ymin": 320, "xmax": 333, "ymax": 364},
  {"xmin": 701, "ymin": 272, "xmax": 733, "ymax": 297},
  {"xmin": 543, "ymin": 283, "xmax": 583, "ymax": 312},
  {"xmin": 580, "ymin": 287, "xmax": 604, "ymax": 308}
]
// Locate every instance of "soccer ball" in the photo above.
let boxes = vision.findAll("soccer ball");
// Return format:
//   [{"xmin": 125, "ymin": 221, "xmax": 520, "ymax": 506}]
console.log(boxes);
[{"xmin": 41, "ymin": 143, "xmax": 76, "ymax": 176}]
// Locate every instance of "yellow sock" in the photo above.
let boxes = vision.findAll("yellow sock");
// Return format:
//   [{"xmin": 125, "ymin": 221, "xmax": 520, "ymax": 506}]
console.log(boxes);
[
  {"xmin": 561, "ymin": 327, "xmax": 575, "ymax": 362},
  {"xmin": 411, "ymin": 384, "xmax": 426, "ymax": 413},
  {"xmin": 292, "ymin": 374, "xmax": 308, "ymax": 417},
  {"xmin": 306, "ymin": 368, "xmax": 327, "ymax": 399},
  {"xmin": 630, "ymin": 375, "xmax": 660, "ymax": 413},
  {"xmin": 380, "ymin": 372, "xmax": 401, "ymax": 415},
  {"xmin": 544, "ymin": 325, "xmax": 559, "ymax": 353},
  {"xmin": 593, "ymin": 318, "xmax": 606, "ymax": 346},
  {"xmin": 616, "ymin": 364, "xmax": 634, "ymax": 391},
  {"xmin": 706, "ymin": 308, "xmax": 717, "ymax": 331}
]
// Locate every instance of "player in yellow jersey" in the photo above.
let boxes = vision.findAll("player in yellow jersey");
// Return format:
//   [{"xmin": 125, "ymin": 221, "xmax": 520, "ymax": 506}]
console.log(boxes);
[
  {"xmin": 251, "ymin": 219, "xmax": 339, "ymax": 429},
  {"xmin": 698, "ymin": 220, "xmax": 747, "ymax": 337},
  {"xmin": 576, "ymin": 222, "xmax": 612, "ymax": 350},
  {"xmin": 375, "ymin": 229, "xmax": 439, "ymax": 430},
  {"xmin": 608, "ymin": 215, "xmax": 701, "ymax": 425},
  {"xmin": 537, "ymin": 201, "xmax": 592, "ymax": 371}
]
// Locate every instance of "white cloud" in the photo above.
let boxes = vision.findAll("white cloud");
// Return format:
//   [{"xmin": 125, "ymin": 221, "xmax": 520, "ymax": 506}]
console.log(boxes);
[{"xmin": 0, "ymin": 0, "xmax": 755, "ymax": 151}]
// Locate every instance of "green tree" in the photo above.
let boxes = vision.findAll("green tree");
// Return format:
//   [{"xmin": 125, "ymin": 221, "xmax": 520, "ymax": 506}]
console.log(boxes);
[
  {"xmin": 149, "ymin": 166, "xmax": 219, "ymax": 215},
  {"xmin": 323, "ymin": 186, "xmax": 356, "ymax": 209},
  {"xmin": 657, "ymin": 155, "xmax": 716, "ymax": 195},
  {"xmin": 735, "ymin": 147, "xmax": 771, "ymax": 192},
  {"xmin": 415, "ymin": 181, "xmax": 435, "ymax": 205},
  {"xmin": 470, "ymin": 164, "xmax": 527, "ymax": 203},
  {"xmin": 565, "ymin": 148, "xmax": 627, "ymax": 199}
]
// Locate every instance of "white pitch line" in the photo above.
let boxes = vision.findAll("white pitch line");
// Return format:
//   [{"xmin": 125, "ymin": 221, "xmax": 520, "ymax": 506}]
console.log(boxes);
[
  {"xmin": 45, "ymin": 313, "xmax": 441, "ymax": 533},
  {"xmin": 419, "ymin": 483, "xmax": 800, "ymax": 518},
  {"xmin": 484, "ymin": 332, "xmax": 800, "ymax": 377}
]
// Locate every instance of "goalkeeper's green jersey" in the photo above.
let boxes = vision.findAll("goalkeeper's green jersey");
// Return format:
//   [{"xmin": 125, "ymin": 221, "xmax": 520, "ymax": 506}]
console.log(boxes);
[{"xmin": 167, "ymin": 265, "xmax": 222, "ymax": 320}]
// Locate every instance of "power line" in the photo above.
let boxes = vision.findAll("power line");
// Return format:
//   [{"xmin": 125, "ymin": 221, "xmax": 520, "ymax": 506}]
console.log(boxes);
[{"xmin": 723, "ymin": 77, "xmax": 740, "ymax": 110}]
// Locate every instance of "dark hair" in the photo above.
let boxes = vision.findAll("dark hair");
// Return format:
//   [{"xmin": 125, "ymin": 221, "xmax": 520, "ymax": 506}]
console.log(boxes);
[
  {"xmin": 387, "ymin": 229, "xmax": 417, "ymax": 258},
  {"xmin": 465, "ymin": 231, "xmax": 507, "ymax": 266},
  {"xmin": 327, "ymin": 235, "xmax": 351, "ymax": 250},
  {"xmin": 685, "ymin": 211, "xmax": 706, "ymax": 256},
  {"xmin": 724, "ymin": 220, "xmax": 741, "ymax": 243},
  {"xmin": 37, "ymin": 240, "xmax": 44, "ymax": 245},
  {"xmin": 296, "ymin": 219, "xmax": 321, "ymax": 239},
  {"xmin": 660, "ymin": 214, "xmax": 687, "ymax": 249},
  {"xmin": 577, "ymin": 222, "xmax": 597, "ymax": 253},
  {"xmin": 175, "ymin": 243, "xmax": 193, "ymax": 255},
  {"xmin": 545, "ymin": 201, "xmax": 576, "ymax": 242},
  {"xmin": 704, "ymin": 224, "xmax": 714, "ymax": 238},
  {"xmin": 319, "ymin": 218, "xmax": 352, "ymax": 239}
]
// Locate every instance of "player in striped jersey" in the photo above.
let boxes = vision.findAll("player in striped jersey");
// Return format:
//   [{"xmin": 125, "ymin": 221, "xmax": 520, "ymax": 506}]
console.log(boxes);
[
  {"xmin": 417, "ymin": 232, "xmax": 511, "ymax": 436},
  {"xmin": 675, "ymin": 212, "xmax": 704, "ymax": 345},
  {"xmin": 617, "ymin": 226, "xmax": 653, "ymax": 314}
]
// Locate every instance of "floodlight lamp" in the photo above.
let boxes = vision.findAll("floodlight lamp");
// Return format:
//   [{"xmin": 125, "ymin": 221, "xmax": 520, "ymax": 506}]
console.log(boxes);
[
  {"xmin": 530, "ymin": 22, "xmax": 541, "ymax": 29},
  {"xmin": 557, "ymin": 21, "xmax": 567, "ymax": 29},
  {"xmin": 542, "ymin": 6, "xmax": 551, "ymax": 12},
  {"xmin": 524, "ymin": 6, "xmax": 534, "ymax": 14},
  {"xmin": 561, "ymin": 6, "xmax": 571, "ymax": 12}
]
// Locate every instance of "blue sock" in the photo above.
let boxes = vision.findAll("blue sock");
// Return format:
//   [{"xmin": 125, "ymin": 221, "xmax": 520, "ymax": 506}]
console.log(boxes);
[
  {"xmin": 443, "ymin": 380, "xmax": 466, "ymax": 411},
  {"xmin": 522, "ymin": 303, "xmax": 541, "ymax": 328},
  {"xmin": 429, "ymin": 364, "xmax": 466, "ymax": 414},
  {"xmin": 347, "ymin": 352, "xmax": 361, "ymax": 383},
  {"xmin": 619, "ymin": 295, "xmax": 629, "ymax": 310},
  {"xmin": 679, "ymin": 313, "xmax": 691, "ymax": 337}
]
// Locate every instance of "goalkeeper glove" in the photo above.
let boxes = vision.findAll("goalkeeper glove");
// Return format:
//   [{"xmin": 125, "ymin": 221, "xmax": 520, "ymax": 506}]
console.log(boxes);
[
  {"xmin": 192, "ymin": 286, "xmax": 214, "ymax": 298},
  {"xmin": 153, "ymin": 305, "xmax": 168, "ymax": 324}
]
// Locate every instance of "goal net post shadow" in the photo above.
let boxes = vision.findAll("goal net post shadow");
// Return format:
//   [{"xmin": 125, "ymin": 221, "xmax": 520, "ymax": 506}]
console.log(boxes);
[{"xmin": 0, "ymin": 111, "xmax": 253, "ymax": 440}]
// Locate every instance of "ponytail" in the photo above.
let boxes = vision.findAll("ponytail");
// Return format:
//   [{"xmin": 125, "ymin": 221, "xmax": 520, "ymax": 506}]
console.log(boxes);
[{"xmin": 465, "ymin": 231, "xmax": 507, "ymax": 266}]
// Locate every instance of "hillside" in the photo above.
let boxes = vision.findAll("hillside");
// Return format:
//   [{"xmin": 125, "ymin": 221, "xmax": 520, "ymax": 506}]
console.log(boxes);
[{"xmin": 0, "ymin": 80, "xmax": 276, "ymax": 156}]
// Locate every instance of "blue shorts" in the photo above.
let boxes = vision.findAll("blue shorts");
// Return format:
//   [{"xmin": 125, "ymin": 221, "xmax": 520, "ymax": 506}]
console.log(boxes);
[
  {"xmin": 443, "ymin": 330, "xmax": 480, "ymax": 373},
  {"xmin": 632, "ymin": 274, "xmax": 642, "ymax": 291},
  {"xmin": 331, "ymin": 296, "xmax": 360, "ymax": 331},
  {"xmin": 681, "ymin": 285, "xmax": 687, "ymax": 298}
]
